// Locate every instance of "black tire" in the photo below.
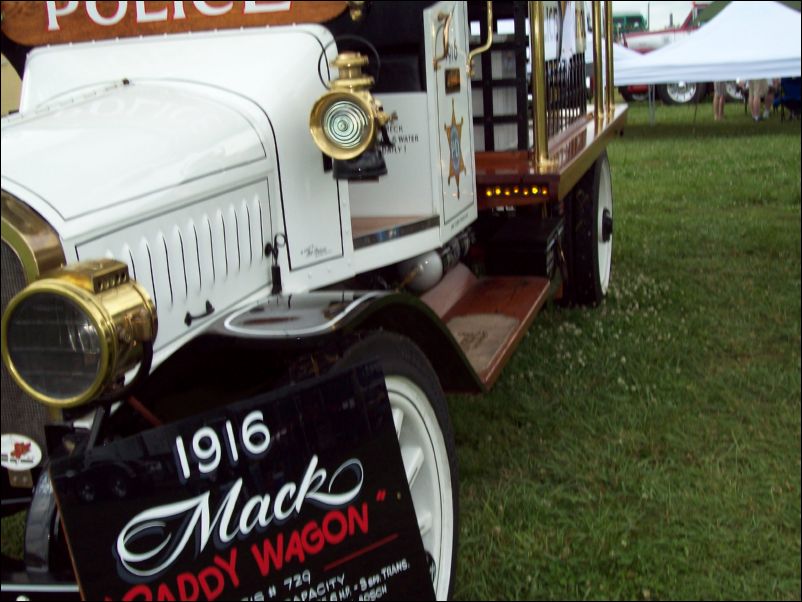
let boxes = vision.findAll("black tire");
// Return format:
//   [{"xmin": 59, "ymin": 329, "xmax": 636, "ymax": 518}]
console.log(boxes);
[
  {"xmin": 566, "ymin": 151, "xmax": 614, "ymax": 306},
  {"xmin": 658, "ymin": 82, "xmax": 705, "ymax": 105},
  {"xmin": 338, "ymin": 332, "xmax": 458, "ymax": 600}
]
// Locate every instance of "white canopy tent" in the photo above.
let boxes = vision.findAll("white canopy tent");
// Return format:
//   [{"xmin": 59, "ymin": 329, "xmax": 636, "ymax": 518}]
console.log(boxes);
[
  {"xmin": 613, "ymin": 43, "xmax": 643, "ymax": 63},
  {"xmin": 615, "ymin": 1, "xmax": 802, "ymax": 86}
]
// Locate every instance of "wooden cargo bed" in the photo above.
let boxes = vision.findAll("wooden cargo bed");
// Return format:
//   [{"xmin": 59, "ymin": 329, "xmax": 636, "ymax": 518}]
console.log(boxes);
[{"xmin": 475, "ymin": 105, "xmax": 628, "ymax": 208}]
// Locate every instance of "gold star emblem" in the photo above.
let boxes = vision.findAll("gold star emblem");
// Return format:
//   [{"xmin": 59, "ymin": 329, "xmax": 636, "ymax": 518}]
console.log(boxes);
[{"xmin": 443, "ymin": 99, "xmax": 466, "ymax": 199}]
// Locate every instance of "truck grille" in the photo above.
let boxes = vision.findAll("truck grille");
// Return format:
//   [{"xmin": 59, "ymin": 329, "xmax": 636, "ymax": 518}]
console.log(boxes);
[{"xmin": 1, "ymin": 239, "xmax": 52, "ymax": 462}]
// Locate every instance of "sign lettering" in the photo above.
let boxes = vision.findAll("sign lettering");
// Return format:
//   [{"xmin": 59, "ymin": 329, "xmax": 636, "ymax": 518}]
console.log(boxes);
[
  {"xmin": 1, "ymin": 1, "xmax": 348, "ymax": 46},
  {"xmin": 50, "ymin": 363, "xmax": 434, "ymax": 600}
]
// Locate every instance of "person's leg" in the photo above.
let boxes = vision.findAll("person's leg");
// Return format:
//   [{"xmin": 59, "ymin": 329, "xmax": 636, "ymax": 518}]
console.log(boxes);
[
  {"xmin": 713, "ymin": 82, "xmax": 725, "ymax": 120},
  {"xmin": 750, "ymin": 92, "xmax": 761, "ymax": 120},
  {"xmin": 764, "ymin": 89, "xmax": 774, "ymax": 119}
]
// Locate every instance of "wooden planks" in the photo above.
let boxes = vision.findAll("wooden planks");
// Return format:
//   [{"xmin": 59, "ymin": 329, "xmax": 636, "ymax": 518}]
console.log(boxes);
[{"xmin": 443, "ymin": 275, "xmax": 551, "ymax": 388}]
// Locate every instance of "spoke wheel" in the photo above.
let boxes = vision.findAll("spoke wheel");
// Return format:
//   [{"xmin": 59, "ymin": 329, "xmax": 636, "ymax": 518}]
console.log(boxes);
[{"xmin": 339, "ymin": 333, "xmax": 458, "ymax": 600}]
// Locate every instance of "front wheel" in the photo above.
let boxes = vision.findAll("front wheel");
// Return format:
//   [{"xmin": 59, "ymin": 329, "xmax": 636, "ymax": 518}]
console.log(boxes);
[{"xmin": 339, "ymin": 333, "xmax": 458, "ymax": 600}]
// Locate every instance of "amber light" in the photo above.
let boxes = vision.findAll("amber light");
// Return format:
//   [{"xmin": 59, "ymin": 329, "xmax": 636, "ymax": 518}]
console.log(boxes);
[{"xmin": 483, "ymin": 184, "xmax": 548, "ymax": 199}]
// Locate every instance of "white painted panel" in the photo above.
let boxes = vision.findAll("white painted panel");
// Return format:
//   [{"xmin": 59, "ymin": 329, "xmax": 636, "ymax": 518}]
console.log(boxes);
[
  {"xmin": 76, "ymin": 180, "xmax": 272, "ymax": 352},
  {"xmin": 211, "ymin": 209, "xmax": 229, "ymax": 283},
  {"xmin": 224, "ymin": 204, "xmax": 241, "ymax": 275},
  {"xmin": 352, "ymin": 228, "xmax": 442, "ymax": 275},
  {"xmin": 348, "ymin": 94, "xmax": 436, "ymax": 218},
  {"xmin": 2, "ymin": 84, "xmax": 265, "ymax": 221},
  {"xmin": 179, "ymin": 219, "xmax": 202, "ymax": 299},
  {"xmin": 17, "ymin": 27, "xmax": 345, "ymax": 273},
  {"xmin": 424, "ymin": 2, "xmax": 478, "ymax": 239}
]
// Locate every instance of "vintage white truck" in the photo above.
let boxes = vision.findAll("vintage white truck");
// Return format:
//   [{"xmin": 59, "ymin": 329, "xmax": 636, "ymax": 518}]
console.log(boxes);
[{"xmin": 1, "ymin": 1, "xmax": 626, "ymax": 599}]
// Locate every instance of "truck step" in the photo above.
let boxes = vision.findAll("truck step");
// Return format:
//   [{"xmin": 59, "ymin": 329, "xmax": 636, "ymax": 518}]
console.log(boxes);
[{"xmin": 424, "ymin": 268, "xmax": 550, "ymax": 388}]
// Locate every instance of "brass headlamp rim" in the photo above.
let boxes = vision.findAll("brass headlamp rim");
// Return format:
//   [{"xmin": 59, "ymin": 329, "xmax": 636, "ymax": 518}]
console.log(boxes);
[{"xmin": 1, "ymin": 278, "xmax": 114, "ymax": 408}]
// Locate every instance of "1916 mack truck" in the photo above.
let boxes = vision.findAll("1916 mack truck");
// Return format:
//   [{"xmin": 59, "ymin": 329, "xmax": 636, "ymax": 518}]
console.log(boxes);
[{"xmin": 1, "ymin": 1, "xmax": 626, "ymax": 599}]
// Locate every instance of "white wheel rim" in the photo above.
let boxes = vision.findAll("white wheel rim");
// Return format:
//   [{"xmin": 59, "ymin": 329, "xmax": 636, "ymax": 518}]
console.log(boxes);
[
  {"xmin": 597, "ymin": 157, "xmax": 613, "ymax": 294},
  {"xmin": 724, "ymin": 81, "xmax": 743, "ymax": 101},
  {"xmin": 666, "ymin": 82, "xmax": 697, "ymax": 103},
  {"xmin": 387, "ymin": 375, "xmax": 453, "ymax": 600}
]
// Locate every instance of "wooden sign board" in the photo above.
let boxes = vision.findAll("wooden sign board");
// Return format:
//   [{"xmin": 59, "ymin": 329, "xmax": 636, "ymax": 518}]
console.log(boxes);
[
  {"xmin": 1, "ymin": 1, "xmax": 348, "ymax": 46},
  {"xmin": 50, "ymin": 362, "xmax": 434, "ymax": 601}
]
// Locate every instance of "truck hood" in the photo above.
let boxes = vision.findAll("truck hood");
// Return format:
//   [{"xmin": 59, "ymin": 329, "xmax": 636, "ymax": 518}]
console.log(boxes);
[{"xmin": 1, "ymin": 82, "xmax": 265, "ymax": 222}]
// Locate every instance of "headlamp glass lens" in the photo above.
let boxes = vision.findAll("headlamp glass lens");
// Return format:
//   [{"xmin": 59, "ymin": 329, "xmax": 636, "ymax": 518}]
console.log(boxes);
[
  {"xmin": 7, "ymin": 292, "xmax": 102, "ymax": 401},
  {"xmin": 323, "ymin": 100, "xmax": 368, "ymax": 149}
]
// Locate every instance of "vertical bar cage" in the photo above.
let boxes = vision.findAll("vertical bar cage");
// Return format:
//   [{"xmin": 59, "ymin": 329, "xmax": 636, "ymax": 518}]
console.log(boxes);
[
  {"xmin": 530, "ymin": 0, "xmax": 591, "ymax": 164},
  {"xmin": 470, "ymin": 1, "xmax": 530, "ymax": 151},
  {"xmin": 469, "ymin": 2, "xmax": 606, "ymax": 164}
]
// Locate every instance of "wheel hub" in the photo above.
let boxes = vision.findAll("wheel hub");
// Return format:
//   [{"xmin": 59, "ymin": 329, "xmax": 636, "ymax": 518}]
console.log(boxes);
[{"xmin": 602, "ymin": 208, "xmax": 613, "ymax": 242}]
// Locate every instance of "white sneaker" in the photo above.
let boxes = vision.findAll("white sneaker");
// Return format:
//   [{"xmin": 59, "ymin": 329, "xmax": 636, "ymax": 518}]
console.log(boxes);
[{"xmin": 763, "ymin": 109, "xmax": 770, "ymax": 119}]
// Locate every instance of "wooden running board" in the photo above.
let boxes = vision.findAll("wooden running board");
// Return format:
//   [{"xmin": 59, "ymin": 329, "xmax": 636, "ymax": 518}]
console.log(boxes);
[{"xmin": 422, "ymin": 265, "xmax": 551, "ymax": 388}]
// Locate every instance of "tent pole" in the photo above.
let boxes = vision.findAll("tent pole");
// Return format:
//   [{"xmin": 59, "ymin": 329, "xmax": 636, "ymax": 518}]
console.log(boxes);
[
  {"xmin": 592, "ymin": 1, "xmax": 604, "ymax": 128},
  {"xmin": 604, "ymin": 1, "xmax": 615, "ymax": 117}
]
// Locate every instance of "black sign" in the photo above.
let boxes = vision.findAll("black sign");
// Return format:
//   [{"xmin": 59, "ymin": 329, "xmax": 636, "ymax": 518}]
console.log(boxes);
[{"xmin": 50, "ymin": 362, "xmax": 434, "ymax": 601}]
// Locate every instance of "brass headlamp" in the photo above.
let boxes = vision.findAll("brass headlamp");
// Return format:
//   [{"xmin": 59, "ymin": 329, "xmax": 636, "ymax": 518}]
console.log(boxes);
[
  {"xmin": 310, "ymin": 52, "xmax": 391, "ymax": 170},
  {"xmin": 1, "ymin": 259, "xmax": 157, "ymax": 408}
]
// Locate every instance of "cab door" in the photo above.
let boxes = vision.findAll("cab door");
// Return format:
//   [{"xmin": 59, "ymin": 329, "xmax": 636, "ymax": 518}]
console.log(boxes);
[{"xmin": 424, "ymin": 1, "xmax": 478, "ymax": 240}]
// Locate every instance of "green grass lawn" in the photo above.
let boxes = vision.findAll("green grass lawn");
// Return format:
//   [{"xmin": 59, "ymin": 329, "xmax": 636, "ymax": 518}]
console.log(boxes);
[{"xmin": 450, "ymin": 102, "xmax": 801, "ymax": 600}]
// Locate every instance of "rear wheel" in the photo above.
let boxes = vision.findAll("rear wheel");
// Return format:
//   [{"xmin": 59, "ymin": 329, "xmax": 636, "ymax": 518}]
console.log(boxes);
[
  {"xmin": 566, "ymin": 151, "xmax": 613, "ymax": 306},
  {"xmin": 339, "ymin": 333, "xmax": 458, "ymax": 600},
  {"xmin": 658, "ymin": 82, "xmax": 705, "ymax": 105}
]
